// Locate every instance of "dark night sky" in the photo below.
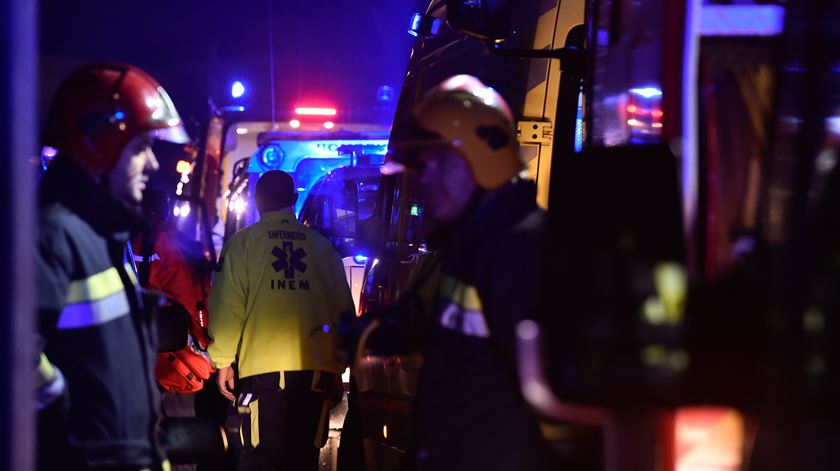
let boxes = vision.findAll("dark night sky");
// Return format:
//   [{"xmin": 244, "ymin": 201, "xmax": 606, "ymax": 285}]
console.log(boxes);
[
  {"xmin": 38, "ymin": 0, "xmax": 420, "ymax": 190},
  {"xmin": 39, "ymin": 0, "xmax": 419, "ymax": 134}
]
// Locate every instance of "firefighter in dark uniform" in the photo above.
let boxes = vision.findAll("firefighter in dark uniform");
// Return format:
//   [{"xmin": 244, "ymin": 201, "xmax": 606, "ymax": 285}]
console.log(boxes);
[
  {"xmin": 36, "ymin": 62, "xmax": 190, "ymax": 471},
  {"xmin": 208, "ymin": 170, "xmax": 354, "ymax": 471},
  {"xmin": 383, "ymin": 75, "xmax": 552, "ymax": 470}
]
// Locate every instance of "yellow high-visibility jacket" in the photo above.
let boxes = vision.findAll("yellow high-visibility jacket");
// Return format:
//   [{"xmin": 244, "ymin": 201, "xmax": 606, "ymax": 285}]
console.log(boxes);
[{"xmin": 208, "ymin": 209, "xmax": 355, "ymax": 378}]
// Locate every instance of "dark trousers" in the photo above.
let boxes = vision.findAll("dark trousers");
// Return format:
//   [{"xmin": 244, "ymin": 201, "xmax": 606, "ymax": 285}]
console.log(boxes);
[
  {"xmin": 196, "ymin": 375, "xmax": 238, "ymax": 471},
  {"xmin": 337, "ymin": 376, "xmax": 366, "ymax": 471},
  {"xmin": 161, "ymin": 391, "xmax": 197, "ymax": 471},
  {"xmin": 37, "ymin": 395, "xmax": 157, "ymax": 471},
  {"xmin": 234, "ymin": 371, "xmax": 333, "ymax": 471}
]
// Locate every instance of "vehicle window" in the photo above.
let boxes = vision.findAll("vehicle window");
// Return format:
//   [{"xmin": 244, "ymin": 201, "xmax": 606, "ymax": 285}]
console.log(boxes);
[
  {"xmin": 358, "ymin": 178, "xmax": 379, "ymax": 221},
  {"xmin": 387, "ymin": 173, "xmax": 426, "ymax": 247},
  {"xmin": 389, "ymin": 183, "xmax": 402, "ymax": 242},
  {"xmin": 294, "ymin": 157, "xmax": 352, "ymax": 197},
  {"xmin": 333, "ymin": 180, "xmax": 358, "ymax": 238}
]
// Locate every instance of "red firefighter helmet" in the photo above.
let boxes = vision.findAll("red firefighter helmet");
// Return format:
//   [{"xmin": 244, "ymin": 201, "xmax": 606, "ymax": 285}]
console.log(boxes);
[{"xmin": 43, "ymin": 62, "xmax": 189, "ymax": 175}]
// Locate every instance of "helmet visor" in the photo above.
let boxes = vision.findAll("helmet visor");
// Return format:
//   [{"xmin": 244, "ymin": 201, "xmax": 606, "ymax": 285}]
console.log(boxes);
[
  {"xmin": 150, "ymin": 124, "xmax": 190, "ymax": 145},
  {"xmin": 148, "ymin": 86, "xmax": 190, "ymax": 144},
  {"xmin": 387, "ymin": 114, "xmax": 450, "ymax": 167}
]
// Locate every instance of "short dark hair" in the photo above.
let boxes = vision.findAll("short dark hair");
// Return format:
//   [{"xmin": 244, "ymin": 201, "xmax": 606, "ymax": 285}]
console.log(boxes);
[{"xmin": 255, "ymin": 170, "xmax": 297, "ymax": 213}]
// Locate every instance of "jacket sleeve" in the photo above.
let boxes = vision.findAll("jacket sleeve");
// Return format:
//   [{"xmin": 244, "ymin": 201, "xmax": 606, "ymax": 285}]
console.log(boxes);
[
  {"xmin": 37, "ymin": 223, "xmax": 72, "ymax": 336},
  {"xmin": 208, "ymin": 236, "xmax": 247, "ymax": 369},
  {"xmin": 35, "ymin": 222, "xmax": 72, "ymax": 407}
]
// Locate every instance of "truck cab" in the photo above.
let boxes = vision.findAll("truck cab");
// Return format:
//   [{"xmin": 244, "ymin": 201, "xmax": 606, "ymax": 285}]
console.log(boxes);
[{"xmin": 347, "ymin": 0, "xmax": 588, "ymax": 468}]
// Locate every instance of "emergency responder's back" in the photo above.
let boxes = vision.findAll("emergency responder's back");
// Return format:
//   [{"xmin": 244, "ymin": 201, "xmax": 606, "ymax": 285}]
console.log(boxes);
[
  {"xmin": 209, "ymin": 170, "xmax": 354, "ymax": 471},
  {"xmin": 209, "ymin": 170, "xmax": 354, "ymax": 378}
]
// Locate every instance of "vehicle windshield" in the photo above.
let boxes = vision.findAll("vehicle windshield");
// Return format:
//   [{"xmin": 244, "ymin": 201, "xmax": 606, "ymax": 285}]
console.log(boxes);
[{"xmin": 299, "ymin": 165, "xmax": 383, "ymax": 256}]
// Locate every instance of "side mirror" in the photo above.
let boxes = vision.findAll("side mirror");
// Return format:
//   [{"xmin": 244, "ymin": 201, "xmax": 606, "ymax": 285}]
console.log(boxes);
[{"xmin": 446, "ymin": 0, "xmax": 514, "ymax": 43}]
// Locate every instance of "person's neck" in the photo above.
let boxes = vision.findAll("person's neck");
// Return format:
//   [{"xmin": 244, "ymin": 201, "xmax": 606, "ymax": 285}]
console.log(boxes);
[{"xmin": 259, "ymin": 206, "xmax": 293, "ymax": 217}]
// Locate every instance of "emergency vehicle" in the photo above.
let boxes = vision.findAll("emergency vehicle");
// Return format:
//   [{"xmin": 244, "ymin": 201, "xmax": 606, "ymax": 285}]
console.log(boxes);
[
  {"xmin": 298, "ymin": 157, "xmax": 385, "ymax": 312},
  {"xmin": 219, "ymin": 119, "xmax": 388, "ymax": 238},
  {"xmin": 165, "ymin": 96, "xmax": 391, "ymax": 259},
  {"xmin": 350, "ymin": 0, "xmax": 589, "ymax": 467}
]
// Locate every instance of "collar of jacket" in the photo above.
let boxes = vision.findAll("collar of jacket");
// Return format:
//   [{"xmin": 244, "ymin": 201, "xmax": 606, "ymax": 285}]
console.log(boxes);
[
  {"xmin": 259, "ymin": 208, "xmax": 297, "ymax": 223},
  {"xmin": 457, "ymin": 178, "xmax": 538, "ymax": 238},
  {"xmin": 40, "ymin": 156, "xmax": 146, "ymax": 239},
  {"xmin": 426, "ymin": 179, "xmax": 538, "ymax": 249}
]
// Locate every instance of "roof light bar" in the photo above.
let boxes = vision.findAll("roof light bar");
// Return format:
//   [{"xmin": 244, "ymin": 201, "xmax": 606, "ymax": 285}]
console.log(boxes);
[{"xmin": 295, "ymin": 107, "xmax": 337, "ymax": 116}]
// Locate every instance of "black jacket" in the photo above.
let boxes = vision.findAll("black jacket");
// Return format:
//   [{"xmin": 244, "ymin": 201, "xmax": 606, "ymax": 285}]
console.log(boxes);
[
  {"xmin": 413, "ymin": 178, "xmax": 551, "ymax": 471},
  {"xmin": 37, "ymin": 157, "xmax": 162, "ymax": 468}
]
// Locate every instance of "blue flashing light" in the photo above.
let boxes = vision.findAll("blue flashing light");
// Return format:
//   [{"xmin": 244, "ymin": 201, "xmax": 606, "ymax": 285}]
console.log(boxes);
[
  {"xmin": 261, "ymin": 145, "xmax": 284, "ymax": 168},
  {"xmin": 40, "ymin": 146, "xmax": 58, "ymax": 171},
  {"xmin": 322, "ymin": 324, "xmax": 331, "ymax": 333},
  {"xmin": 231, "ymin": 81, "xmax": 246, "ymax": 99},
  {"xmin": 41, "ymin": 146, "xmax": 58, "ymax": 159},
  {"xmin": 430, "ymin": 18, "xmax": 441, "ymax": 35},
  {"xmin": 353, "ymin": 254, "xmax": 369, "ymax": 264},
  {"xmin": 700, "ymin": 5, "xmax": 784, "ymax": 37},
  {"xmin": 113, "ymin": 111, "xmax": 125, "ymax": 120},
  {"xmin": 408, "ymin": 12, "xmax": 422, "ymax": 36},
  {"xmin": 408, "ymin": 12, "xmax": 441, "ymax": 37},
  {"xmin": 596, "ymin": 30, "xmax": 609, "ymax": 47},
  {"xmin": 377, "ymin": 85, "xmax": 395, "ymax": 103},
  {"xmin": 629, "ymin": 87, "xmax": 663, "ymax": 99},
  {"xmin": 575, "ymin": 99, "xmax": 584, "ymax": 153}
]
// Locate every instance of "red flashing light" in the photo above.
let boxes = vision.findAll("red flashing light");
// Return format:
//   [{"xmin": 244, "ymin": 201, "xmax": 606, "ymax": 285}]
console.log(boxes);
[
  {"xmin": 651, "ymin": 109, "xmax": 664, "ymax": 119},
  {"xmin": 295, "ymin": 107, "xmax": 337, "ymax": 116},
  {"xmin": 627, "ymin": 105, "xmax": 638, "ymax": 113}
]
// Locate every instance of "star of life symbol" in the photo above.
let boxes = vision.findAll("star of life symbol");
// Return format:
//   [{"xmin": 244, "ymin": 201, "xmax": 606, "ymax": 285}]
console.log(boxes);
[{"xmin": 272, "ymin": 242, "xmax": 307, "ymax": 279}]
